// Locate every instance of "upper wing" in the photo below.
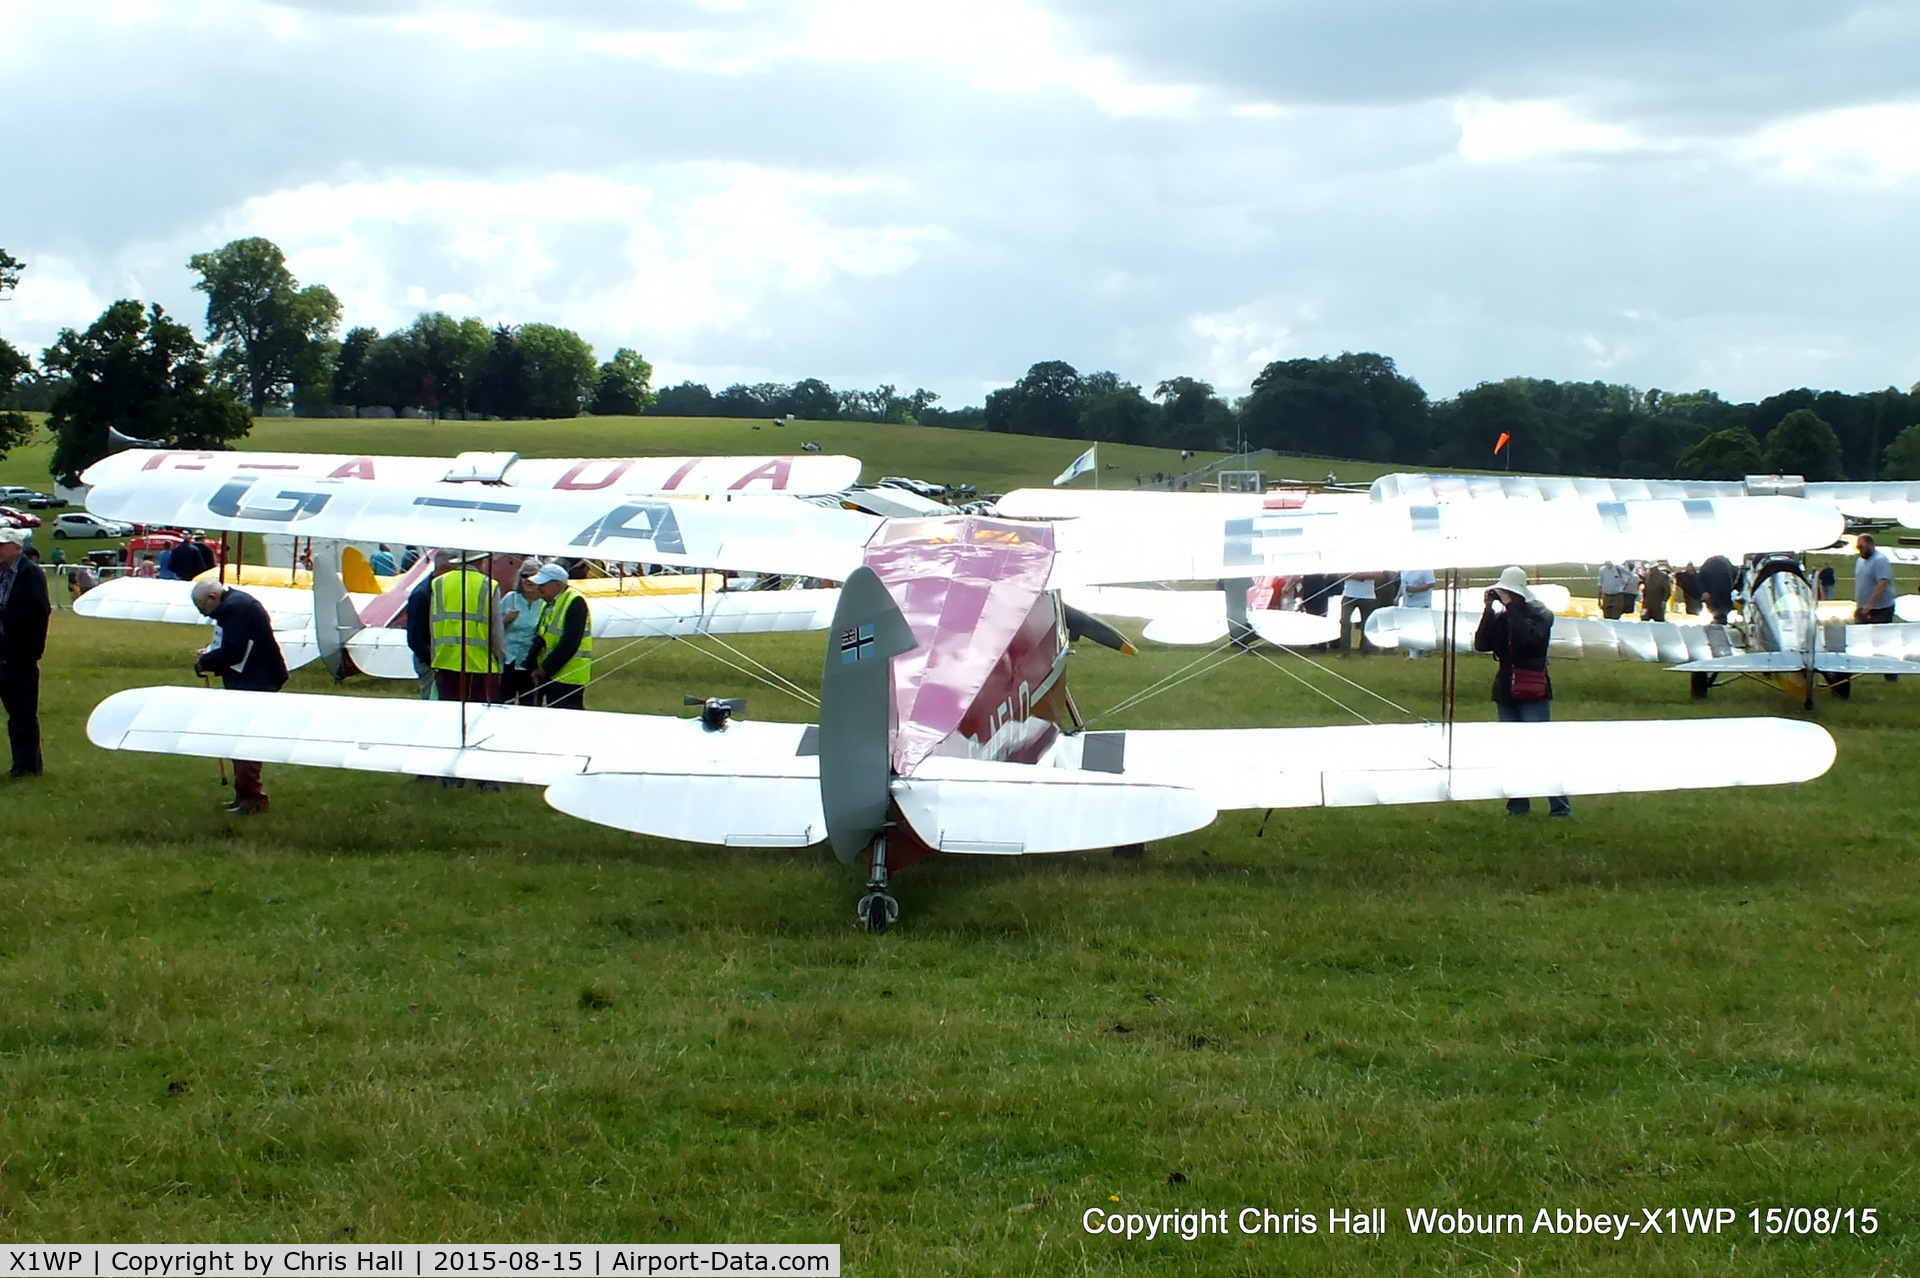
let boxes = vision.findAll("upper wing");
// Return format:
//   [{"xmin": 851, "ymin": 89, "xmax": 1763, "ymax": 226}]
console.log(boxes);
[
  {"xmin": 85, "ymin": 472, "xmax": 879, "ymax": 580},
  {"xmin": 1047, "ymin": 496, "xmax": 1842, "ymax": 586},
  {"xmin": 1373, "ymin": 472, "xmax": 1920, "ymax": 525},
  {"xmin": 83, "ymin": 449, "xmax": 863, "ymax": 496},
  {"xmin": 592, "ymin": 588, "xmax": 841, "ymax": 638}
]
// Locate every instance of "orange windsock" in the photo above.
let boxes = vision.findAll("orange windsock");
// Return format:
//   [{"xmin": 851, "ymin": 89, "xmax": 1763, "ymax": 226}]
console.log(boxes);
[{"xmin": 1493, "ymin": 432, "xmax": 1511, "ymax": 455}]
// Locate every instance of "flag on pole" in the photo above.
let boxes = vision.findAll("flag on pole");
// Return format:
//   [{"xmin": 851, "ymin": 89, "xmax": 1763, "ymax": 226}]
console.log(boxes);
[
  {"xmin": 1493, "ymin": 432, "xmax": 1511, "ymax": 455},
  {"xmin": 1052, "ymin": 444, "xmax": 1098, "ymax": 486}
]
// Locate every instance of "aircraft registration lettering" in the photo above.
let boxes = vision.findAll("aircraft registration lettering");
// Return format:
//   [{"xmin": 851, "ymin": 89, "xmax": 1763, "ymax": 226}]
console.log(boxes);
[
  {"xmin": 568, "ymin": 501, "xmax": 688, "ymax": 554},
  {"xmin": 414, "ymin": 496, "xmax": 522, "ymax": 515},
  {"xmin": 141, "ymin": 450, "xmax": 215, "ymax": 471},
  {"xmin": 728, "ymin": 459, "xmax": 792, "ymax": 491},
  {"xmin": 556, "ymin": 459, "xmax": 635, "ymax": 490},
  {"xmin": 329, "ymin": 457, "xmax": 378, "ymax": 480},
  {"xmin": 207, "ymin": 477, "xmax": 332, "ymax": 523},
  {"xmin": 1223, "ymin": 515, "xmax": 1309, "ymax": 568}
]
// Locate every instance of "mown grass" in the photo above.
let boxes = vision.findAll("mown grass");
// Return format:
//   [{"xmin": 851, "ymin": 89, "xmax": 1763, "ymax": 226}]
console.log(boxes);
[{"xmin": 3, "ymin": 603, "xmax": 1917, "ymax": 1273}]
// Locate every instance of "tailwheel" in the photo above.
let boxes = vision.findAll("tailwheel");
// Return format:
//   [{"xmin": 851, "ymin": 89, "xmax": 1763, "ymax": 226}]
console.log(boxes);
[{"xmin": 858, "ymin": 890, "xmax": 899, "ymax": 933}]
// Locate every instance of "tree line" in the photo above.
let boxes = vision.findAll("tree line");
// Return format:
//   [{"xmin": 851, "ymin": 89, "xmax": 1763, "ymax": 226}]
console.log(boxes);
[{"xmin": 4, "ymin": 237, "xmax": 1920, "ymax": 484}]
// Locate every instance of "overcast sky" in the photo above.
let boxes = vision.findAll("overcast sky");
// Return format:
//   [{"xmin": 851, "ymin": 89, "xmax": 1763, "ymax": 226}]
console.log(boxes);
[{"xmin": 4, "ymin": 1, "xmax": 1918, "ymax": 406}]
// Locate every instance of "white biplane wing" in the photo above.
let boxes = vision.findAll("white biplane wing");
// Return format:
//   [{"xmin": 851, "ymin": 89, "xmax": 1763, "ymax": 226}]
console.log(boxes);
[
  {"xmin": 1046, "ymin": 496, "xmax": 1842, "ymax": 587},
  {"xmin": 1367, "ymin": 606, "xmax": 1738, "ymax": 664},
  {"xmin": 85, "ymin": 472, "xmax": 880, "ymax": 581},
  {"xmin": 1057, "ymin": 718, "xmax": 1834, "ymax": 810},
  {"xmin": 82, "ymin": 449, "xmax": 863, "ymax": 497},
  {"xmin": 1373, "ymin": 472, "xmax": 1920, "ymax": 525},
  {"xmin": 1062, "ymin": 585, "xmax": 1340, "ymax": 647},
  {"xmin": 92, "ymin": 687, "xmax": 1835, "ymax": 855}
]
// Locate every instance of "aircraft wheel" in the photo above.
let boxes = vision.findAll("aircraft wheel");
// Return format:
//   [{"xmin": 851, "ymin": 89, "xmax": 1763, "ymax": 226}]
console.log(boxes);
[
  {"xmin": 1830, "ymin": 677, "xmax": 1852, "ymax": 700},
  {"xmin": 1690, "ymin": 673, "xmax": 1713, "ymax": 700},
  {"xmin": 859, "ymin": 891, "xmax": 898, "ymax": 933}
]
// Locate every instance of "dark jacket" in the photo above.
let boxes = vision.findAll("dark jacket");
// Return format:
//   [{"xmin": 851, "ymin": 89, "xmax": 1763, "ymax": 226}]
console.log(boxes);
[
  {"xmin": 1699, "ymin": 555, "xmax": 1736, "ymax": 622},
  {"xmin": 0, "ymin": 557, "xmax": 51, "ymax": 667},
  {"xmin": 406, "ymin": 577, "xmax": 435, "ymax": 666},
  {"xmin": 195, "ymin": 589, "xmax": 289, "ymax": 691},
  {"xmin": 168, "ymin": 539, "xmax": 213, "ymax": 581},
  {"xmin": 1474, "ymin": 595, "xmax": 1554, "ymax": 706}
]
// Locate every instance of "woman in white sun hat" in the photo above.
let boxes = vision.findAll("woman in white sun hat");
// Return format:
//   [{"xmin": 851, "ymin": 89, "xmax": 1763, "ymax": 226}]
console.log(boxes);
[{"xmin": 1473, "ymin": 566, "xmax": 1570, "ymax": 818}]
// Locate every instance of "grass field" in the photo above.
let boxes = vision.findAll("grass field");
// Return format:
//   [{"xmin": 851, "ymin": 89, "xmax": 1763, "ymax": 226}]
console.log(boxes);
[{"xmin": 1, "ymin": 418, "xmax": 1916, "ymax": 1271}]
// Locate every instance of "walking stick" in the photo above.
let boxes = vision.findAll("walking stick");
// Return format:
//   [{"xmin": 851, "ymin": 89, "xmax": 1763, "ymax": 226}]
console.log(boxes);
[{"xmin": 200, "ymin": 673, "xmax": 228, "ymax": 786}]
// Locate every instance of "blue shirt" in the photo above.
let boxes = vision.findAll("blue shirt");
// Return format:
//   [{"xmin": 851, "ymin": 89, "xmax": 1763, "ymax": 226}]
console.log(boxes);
[
  {"xmin": 368, "ymin": 549, "xmax": 397, "ymax": 577},
  {"xmin": 500, "ymin": 587, "xmax": 544, "ymax": 665},
  {"xmin": 1854, "ymin": 549, "xmax": 1894, "ymax": 610}
]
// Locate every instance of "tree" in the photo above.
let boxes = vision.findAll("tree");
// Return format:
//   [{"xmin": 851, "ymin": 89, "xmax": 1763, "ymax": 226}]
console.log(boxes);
[
  {"xmin": 515, "ymin": 323, "xmax": 597, "ymax": 418},
  {"xmin": 1430, "ymin": 381, "xmax": 1547, "ymax": 470},
  {"xmin": 1880, "ymin": 424, "xmax": 1920, "ymax": 480},
  {"xmin": 0, "ymin": 334, "xmax": 33, "ymax": 461},
  {"xmin": 44, "ymin": 300, "xmax": 251, "ymax": 482},
  {"xmin": 652, "ymin": 381, "xmax": 715, "ymax": 416},
  {"xmin": 783, "ymin": 377, "xmax": 839, "ymax": 421},
  {"xmin": 1763, "ymin": 408, "xmax": 1843, "ymax": 480},
  {"xmin": 1153, "ymin": 377, "xmax": 1233, "ymax": 450},
  {"xmin": 0, "ymin": 248, "xmax": 34, "ymax": 460},
  {"xmin": 986, "ymin": 360, "xmax": 1083, "ymax": 438},
  {"xmin": 1674, "ymin": 426, "xmax": 1764, "ymax": 480},
  {"xmin": 473, "ymin": 325, "xmax": 531, "ymax": 419},
  {"xmin": 188, "ymin": 237, "xmax": 342, "ymax": 414},
  {"xmin": 589, "ymin": 348, "xmax": 656, "ymax": 416},
  {"xmin": 1078, "ymin": 382, "xmax": 1159, "ymax": 445},
  {"xmin": 1240, "ymin": 353, "xmax": 1428, "ymax": 461},
  {"xmin": 330, "ymin": 326, "xmax": 379, "ymax": 407}
]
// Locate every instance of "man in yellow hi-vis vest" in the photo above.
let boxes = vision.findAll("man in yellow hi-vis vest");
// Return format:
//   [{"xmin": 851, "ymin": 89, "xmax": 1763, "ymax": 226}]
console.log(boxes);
[
  {"xmin": 528, "ymin": 561, "xmax": 593, "ymax": 710},
  {"xmin": 429, "ymin": 550, "xmax": 506, "ymax": 705}
]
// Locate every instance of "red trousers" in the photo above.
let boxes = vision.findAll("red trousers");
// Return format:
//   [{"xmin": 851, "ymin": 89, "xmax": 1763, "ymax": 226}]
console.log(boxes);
[
  {"xmin": 233, "ymin": 759, "xmax": 267, "ymax": 804},
  {"xmin": 435, "ymin": 670, "xmax": 500, "ymax": 704}
]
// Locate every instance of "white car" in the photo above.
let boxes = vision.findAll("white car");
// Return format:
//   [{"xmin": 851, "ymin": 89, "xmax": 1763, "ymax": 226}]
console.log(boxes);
[{"xmin": 52, "ymin": 512, "xmax": 132, "ymax": 539}]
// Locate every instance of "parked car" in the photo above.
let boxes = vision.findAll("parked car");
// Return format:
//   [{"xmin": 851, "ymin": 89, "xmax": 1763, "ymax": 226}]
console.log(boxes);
[
  {"xmin": 26, "ymin": 493, "xmax": 60, "ymax": 509},
  {"xmin": 0, "ymin": 486, "xmax": 35, "ymax": 503},
  {"xmin": 52, "ymin": 512, "xmax": 133, "ymax": 539},
  {"xmin": 0, "ymin": 505, "xmax": 42, "ymax": 528}
]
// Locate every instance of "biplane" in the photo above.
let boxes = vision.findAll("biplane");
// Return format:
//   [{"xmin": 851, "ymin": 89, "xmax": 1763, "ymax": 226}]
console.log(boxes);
[
  {"xmin": 1366, "ymin": 554, "xmax": 1919, "ymax": 706},
  {"xmin": 84, "ymin": 468, "xmax": 1844, "ymax": 929}
]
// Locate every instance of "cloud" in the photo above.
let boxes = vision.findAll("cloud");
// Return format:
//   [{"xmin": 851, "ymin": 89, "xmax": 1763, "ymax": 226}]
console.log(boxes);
[{"xmin": 3, "ymin": 0, "xmax": 1920, "ymax": 405}]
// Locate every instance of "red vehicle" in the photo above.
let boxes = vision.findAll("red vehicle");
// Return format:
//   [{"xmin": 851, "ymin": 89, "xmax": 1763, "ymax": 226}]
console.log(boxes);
[
  {"xmin": 0, "ymin": 506, "xmax": 42, "ymax": 529},
  {"xmin": 123, "ymin": 530, "xmax": 225, "ymax": 572}
]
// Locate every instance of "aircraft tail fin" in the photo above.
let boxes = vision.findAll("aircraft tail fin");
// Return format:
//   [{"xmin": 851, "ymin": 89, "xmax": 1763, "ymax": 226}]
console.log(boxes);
[
  {"xmin": 817, "ymin": 566, "xmax": 918, "ymax": 865},
  {"xmin": 340, "ymin": 545, "xmax": 382, "ymax": 593},
  {"xmin": 313, "ymin": 555, "xmax": 365, "ymax": 682}
]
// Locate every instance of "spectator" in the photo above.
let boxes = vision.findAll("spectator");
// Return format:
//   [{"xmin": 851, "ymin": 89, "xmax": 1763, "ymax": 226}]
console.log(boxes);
[
  {"xmin": 190, "ymin": 579, "xmax": 289, "ymax": 814},
  {"xmin": 1598, "ymin": 561, "xmax": 1636, "ymax": 619},
  {"xmin": 430, "ymin": 550, "xmax": 505, "ymax": 705},
  {"xmin": 156, "ymin": 545, "xmax": 177, "ymax": 579},
  {"xmin": 406, "ymin": 550, "xmax": 453, "ymax": 701},
  {"xmin": 400, "ymin": 546, "xmax": 421, "ymax": 572},
  {"xmin": 1473, "ymin": 566, "xmax": 1569, "ymax": 818},
  {"xmin": 529, "ymin": 562, "xmax": 593, "ymax": 710},
  {"xmin": 1338, "ymin": 573, "xmax": 1381, "ymax": 655},
  {"xmin": 1675, "ymin": 563, "xmax": 1703, "ymax": 615},
  {"xmin": 368, "ymin": 543, "xmax": 398, "ymax": 577},
  {"xmin": 133, "ymin": 556, "xmax": 158, "ymax": 579},
  {"xmin": 1399, "ymin": 568, "xmax": 1436, "ymax": 660},
  {"xmin": 1854, "ymin": 534, "xmax": 1898, "ymax": 685},
  {"xmin": 1816, "ymin": 563, "xmax": 1836, "ymax": 601},
  {"xmin": 0, "ymin": 528, "xmax": 51, "ymax": 777},
  {"xmin": 1699, "ymin": 555, "xmax": 1737, "ymax": 624},
  {"xmin": 170, "ymin": 535, "xmax": 213, "ymax": 581},
  {"xmin": 499, "ymin": 560, "xmax": 545, "ymax": 705},
  {"xmin": 1639, "ymin": 561, "xmax": 1672, "ymax": 622},
  {"xmin": 1299, "ymin": 573, "xmax": 1338, "ymax": 619}
]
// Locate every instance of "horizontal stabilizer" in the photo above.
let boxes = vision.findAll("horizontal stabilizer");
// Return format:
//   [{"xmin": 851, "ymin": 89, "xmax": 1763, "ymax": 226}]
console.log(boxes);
[
  {"xmin": 344, "ymin": 630, "xmax": 422, "ymax": 679},
  {"xmin": 1101, "ymin": 718, "xmax": 1834, "ymax": 810},
  {"xmin": 894, "ymin": 757, "xmax": 1214, "ymax": 854},
  {"xmin": 75, "ymin": 578, "xmax": 318, "ymax": 631},
  {"xmin": 1246, "ymin": 610, "xmax": 1341, "ymax": 647},
  {"xmin": 544, "ymin": 773, "xmax": 823, "ymax": 847},
  {"xmin": 1668, "ymin": 653, "xmax": 1806, "ymax": 674},
  {"xmin": 1807, "ymin": 653, "xmax": 1919, "ymax": 676}
]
